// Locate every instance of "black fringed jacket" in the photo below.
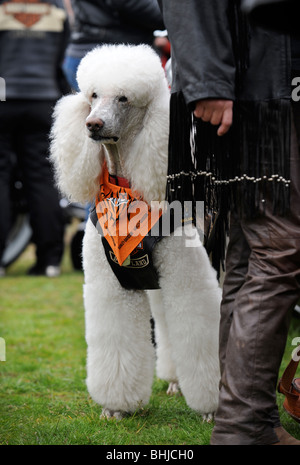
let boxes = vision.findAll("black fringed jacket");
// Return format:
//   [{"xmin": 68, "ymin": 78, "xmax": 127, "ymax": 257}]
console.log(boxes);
[
  {"xmin": 159, "ymin": 0, "xmax": 291, "ymax": 105},
  {"xmin": 159, "ymin": 0, "xmax": 298, "ymax": 271},
  {"xmin": 159, "ymin": 0, "xmax": 296, "ymax": 215}
]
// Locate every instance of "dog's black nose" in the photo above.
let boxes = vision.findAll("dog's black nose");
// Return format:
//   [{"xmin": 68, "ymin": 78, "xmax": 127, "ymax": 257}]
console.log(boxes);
[{"xmin": 86, "ymin": 117, "xmax": 104, "ymax": 133}]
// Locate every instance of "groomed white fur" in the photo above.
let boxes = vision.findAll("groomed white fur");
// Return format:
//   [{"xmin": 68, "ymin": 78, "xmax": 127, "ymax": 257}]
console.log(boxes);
[{"xmin": 50, "ymin": 44, "xmax": 221, "ymax": 420}]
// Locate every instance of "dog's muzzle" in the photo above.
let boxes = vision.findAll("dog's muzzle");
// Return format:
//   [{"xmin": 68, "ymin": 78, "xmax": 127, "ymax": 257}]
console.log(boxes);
[{"xmin": 86, "ymin": 117, "xmax": 119, "ymax": 142}]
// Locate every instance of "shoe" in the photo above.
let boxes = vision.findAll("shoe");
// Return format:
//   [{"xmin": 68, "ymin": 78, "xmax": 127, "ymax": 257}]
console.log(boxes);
[
  {"xmin": 27, "ymin": 264, "xmax": 61, "ymax": 277},
  {"xmin": 273, "ymin": 426, "xmax": 300, "ymax": 445},
  {"xmin": 45, "ymin": 265, "xmax": 61, "ymax": 277}
]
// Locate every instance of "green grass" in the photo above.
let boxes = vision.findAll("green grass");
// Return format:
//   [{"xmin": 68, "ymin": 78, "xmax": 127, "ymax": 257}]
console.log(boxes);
[{"xmin": 0, "ymin": 233, "xmax": 299, "ymax": 445}]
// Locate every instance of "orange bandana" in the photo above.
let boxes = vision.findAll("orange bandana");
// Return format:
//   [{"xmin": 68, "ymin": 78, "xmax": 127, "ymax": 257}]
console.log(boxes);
[{"xmin": 95, "ymin": 163, "xmax": 162, "ymax": 266}]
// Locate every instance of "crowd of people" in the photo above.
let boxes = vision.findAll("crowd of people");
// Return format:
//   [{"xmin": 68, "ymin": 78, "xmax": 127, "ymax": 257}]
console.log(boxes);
[
  {"xmin": 0, "ymin": 0, "xmax": 299, "ymax": 445},
  {"xmin": 0, "ymin": 0, "xmax": 164, "ymax": 277}
]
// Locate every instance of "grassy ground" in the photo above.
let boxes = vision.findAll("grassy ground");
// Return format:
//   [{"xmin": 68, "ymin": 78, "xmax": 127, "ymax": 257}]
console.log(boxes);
[{"xmin": 0, "ymin": 227, "xmax": 299, "ymax": 446}]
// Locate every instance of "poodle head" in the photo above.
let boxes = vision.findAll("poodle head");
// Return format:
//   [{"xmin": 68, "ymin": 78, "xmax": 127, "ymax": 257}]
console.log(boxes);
[
  {"xmin": 84, "ymin": 90, "xmax": 144, "ymax": 145},
  {"xmin": 76, "ymin": 44, "xmax": 169, "ymax": 145},
  {"xmin": 51, "ymin": 44, "xmax": 170, "ymax": 204}
]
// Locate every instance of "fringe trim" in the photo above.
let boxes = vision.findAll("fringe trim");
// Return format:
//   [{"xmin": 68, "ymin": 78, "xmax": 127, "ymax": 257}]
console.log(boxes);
[{"xmin": 232, "ymin": 99, "xmax": 291, "ymax": 217}]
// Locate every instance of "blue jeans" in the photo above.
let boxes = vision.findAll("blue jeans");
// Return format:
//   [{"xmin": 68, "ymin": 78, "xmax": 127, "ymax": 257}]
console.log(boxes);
[{"xmin": 62, "ymin": 55, "xmax": 82, "ymax": 91}]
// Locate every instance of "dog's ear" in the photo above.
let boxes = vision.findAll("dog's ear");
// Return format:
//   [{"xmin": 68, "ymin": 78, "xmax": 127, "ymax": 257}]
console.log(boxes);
[
  {"xmin": 50, "ymin": 92, "xmax": 105, "ymax": 203},
  {"xmin": 125, "ymin": 82, "xmax": 170, "ymax": 205}
]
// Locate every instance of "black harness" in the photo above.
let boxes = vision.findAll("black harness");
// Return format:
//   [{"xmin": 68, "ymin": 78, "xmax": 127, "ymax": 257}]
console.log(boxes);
[{"xmin": 90, "ymin": 204, "xmax": 163, "ymax": 290}]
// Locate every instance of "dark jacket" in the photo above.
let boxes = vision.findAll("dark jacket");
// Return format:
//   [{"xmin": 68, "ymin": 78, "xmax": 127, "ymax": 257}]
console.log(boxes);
[
  {"xmin": 0, "ymin": 0, "xmax": 70, "ymax": 100},
  {"xmin": 241, "ymin": 0, "xmax": 299, "ymax": 34},
  {"xmin": 159, "ymin": 0, "xmax": 296, "ymax": 265},
  {"xmin": 159, "ymin": 0, "xmax": 291, "ymax": 105},
  {"xmin": 69, "ymin": 0, "xmax": 164, "ymax": 50},
  {"xmin": 241, "ymin": 0, "xmax": 300, "ymax": 69}
]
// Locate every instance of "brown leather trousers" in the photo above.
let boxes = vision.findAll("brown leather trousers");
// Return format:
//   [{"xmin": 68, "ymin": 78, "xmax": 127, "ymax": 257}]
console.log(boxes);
[{"xmin": 210, "ymin": 105, "xmax": 300, "ymax": 445}]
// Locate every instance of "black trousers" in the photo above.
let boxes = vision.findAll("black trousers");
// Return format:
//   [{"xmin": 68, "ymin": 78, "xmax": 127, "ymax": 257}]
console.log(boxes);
[
  {"xmin": 0, "ymin": 100, "xmax": 64, "ymax": 268},
  {"xmin": 210, "ymin": 105, "xmax": 300, "ymax": 444}
]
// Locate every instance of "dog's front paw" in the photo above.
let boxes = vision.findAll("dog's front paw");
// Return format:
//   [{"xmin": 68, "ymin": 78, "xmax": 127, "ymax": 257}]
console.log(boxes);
[
  {"xmin": 201, "ymin": 412, "xmax": 214, "ymax": 423},
  {"xmin": 166, "ymin": 381, "xmax": 181, "ymax": 396},
  {"xmin": 100, "ymin": 408, "xmax": 124, "ymax": 420}
]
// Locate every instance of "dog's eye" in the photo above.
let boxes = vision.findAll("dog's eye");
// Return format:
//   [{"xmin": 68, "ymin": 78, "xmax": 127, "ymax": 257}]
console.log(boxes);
[
  {"xmin": 118, "ymin": 96, "xmax": 128, "ymax": 103},
  {"xmin": 91, "ymin": 92, "xmax": 98, "ymax": 99}
]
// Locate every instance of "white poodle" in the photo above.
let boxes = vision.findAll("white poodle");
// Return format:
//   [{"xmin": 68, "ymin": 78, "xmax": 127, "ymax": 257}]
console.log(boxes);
[{"xmin": 50, "ymin": 44, "xmax": 221, "ymax": 421}]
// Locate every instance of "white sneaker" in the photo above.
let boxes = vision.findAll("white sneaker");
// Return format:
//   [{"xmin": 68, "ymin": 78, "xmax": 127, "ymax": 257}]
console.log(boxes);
[
  {"xmin": 45, "ymin": 265, "xmax": 61, "ymax": 278},
  {"xmin": 294, "ymin": 305, "xmax": 300, "ymax": 317}
]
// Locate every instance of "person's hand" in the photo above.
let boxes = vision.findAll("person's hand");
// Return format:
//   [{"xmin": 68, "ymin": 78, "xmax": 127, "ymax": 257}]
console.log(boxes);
[{"xmin": 194, "ymin": 99, "xmax": 233, "ymax": 136}]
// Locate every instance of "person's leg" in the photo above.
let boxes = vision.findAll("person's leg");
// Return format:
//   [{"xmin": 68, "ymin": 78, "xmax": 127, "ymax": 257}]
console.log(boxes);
[
  {"xmin": 17, "ymin": 100, "xmax": 65, "ymax": 273},
  {"xmin": 211, "ymin": 112, "xmax": 300, "ymax": 445},
  {"xmin": 212, "ymin": 221, "xmax": 300, "ymax": 444},
  {"xmin": 0, "ymin": 103, "xmax": 15, "ymax": 269},
  {"xmin": 62, "ymin": 55, "xmax": 81, "ymax": 91},
  {"xmin": 218, "ymin": 214, "xmax": 251, "ymax": 375}
]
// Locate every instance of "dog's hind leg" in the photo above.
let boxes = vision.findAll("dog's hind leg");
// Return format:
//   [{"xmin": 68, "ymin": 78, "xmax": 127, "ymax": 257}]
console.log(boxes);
[
  {"xmin": 152, "ymin": 224, "xmax": 221, "ymax": 419},
  {"xmin": 83, "ymin": 220, "xmax": 155, "ymax": 419}
]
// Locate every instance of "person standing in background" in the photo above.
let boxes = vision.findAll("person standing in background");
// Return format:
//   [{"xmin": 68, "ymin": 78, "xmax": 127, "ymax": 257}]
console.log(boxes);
[
  {"xmin": 0, "ymin": 0, "xmax": 70, "ymax": 276},
  {"xmin": 63, "ymin": 0, "xmax": 164, "ymax": 91}
]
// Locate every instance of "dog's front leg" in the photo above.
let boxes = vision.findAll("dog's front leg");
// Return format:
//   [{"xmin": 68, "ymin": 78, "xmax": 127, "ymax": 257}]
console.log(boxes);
[
  {"xmin": 100, "ymin": 408, "xmax": 123, "ymax": 420},
  {"xmin": 83, "ymin": 220, "xmax": 155, "ymax": 419},
  {"xmin": 84, "ymin": 280, "xmax": 155, "ymax": 419}
]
